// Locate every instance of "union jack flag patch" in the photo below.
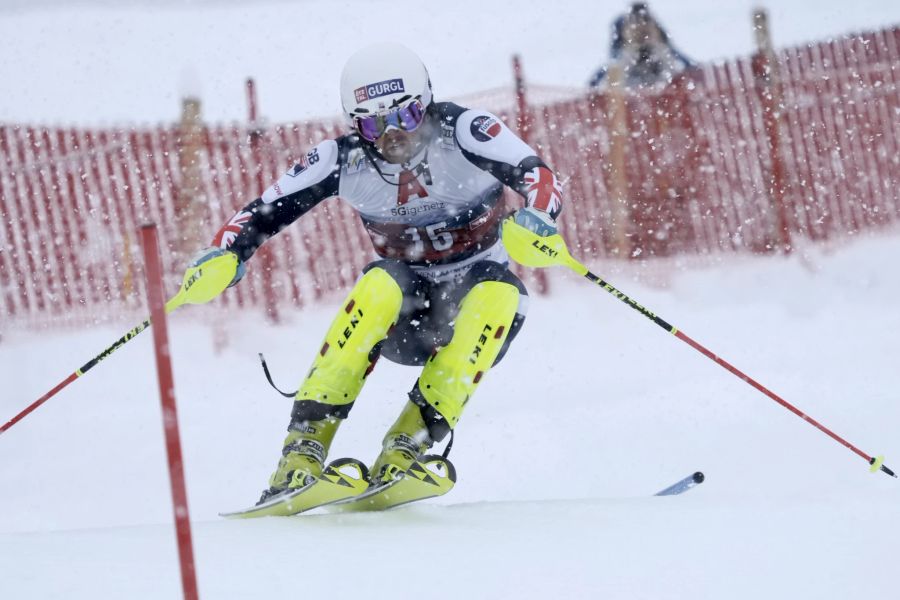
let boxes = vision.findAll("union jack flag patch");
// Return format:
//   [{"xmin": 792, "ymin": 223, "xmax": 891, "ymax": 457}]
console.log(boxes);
[
  {"xmin": 523, "ymin": 167, "xmax": 563, "ymax": 219},
  {"xmin": 212, "ymin": 210, "xmax": 252, "ymax": 248}
]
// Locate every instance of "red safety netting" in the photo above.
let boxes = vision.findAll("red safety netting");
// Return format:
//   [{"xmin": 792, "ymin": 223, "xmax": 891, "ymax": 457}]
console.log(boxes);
[{"xmin": 1, "ymin": 27, "xmax": 898, "ymax": 329}]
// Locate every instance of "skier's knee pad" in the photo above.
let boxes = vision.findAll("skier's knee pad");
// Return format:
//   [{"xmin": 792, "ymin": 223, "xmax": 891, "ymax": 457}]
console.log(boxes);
[
  {"xmin": 453, "ymin": 261, "xmax": 528, "ymax": 368},
  {"xmin": 414, "ymin": 280, "xmax": 520, "ymax": 435},
  {"xmin": 363, "ymin": 259, "xmax": 421, "ymax": 300},
  {"xmin": 292, "ymin": 267, "xmax": 403, "ymax": 422}
]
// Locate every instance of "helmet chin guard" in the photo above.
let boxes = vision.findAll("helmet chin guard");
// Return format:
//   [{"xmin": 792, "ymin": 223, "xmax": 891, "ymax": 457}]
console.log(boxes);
[{"xmin": 340, "ymin": 42, "xmax": 433, "ymax": 129}]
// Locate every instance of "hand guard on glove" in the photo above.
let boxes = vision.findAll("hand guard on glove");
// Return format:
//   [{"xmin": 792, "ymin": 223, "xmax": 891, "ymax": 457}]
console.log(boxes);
[
  {"xmin": 189, "ymin": 247, "xmax": 246, "ymax": 288},
  {"xmin": 513, "ymin": 206, "xmax": 558, "ymax": 237}
]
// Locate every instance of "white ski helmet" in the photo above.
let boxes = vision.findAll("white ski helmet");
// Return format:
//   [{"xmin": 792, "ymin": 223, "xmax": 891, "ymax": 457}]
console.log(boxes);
[{"xmin": 340, "ymin": 42, "xmax": 433, "ymax": 124}]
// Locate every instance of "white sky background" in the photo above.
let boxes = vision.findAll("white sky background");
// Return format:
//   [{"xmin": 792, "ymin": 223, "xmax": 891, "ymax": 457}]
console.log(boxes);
[{"xmin": 1, "ymin": 0, "xmax": 898, "ymax": 125}]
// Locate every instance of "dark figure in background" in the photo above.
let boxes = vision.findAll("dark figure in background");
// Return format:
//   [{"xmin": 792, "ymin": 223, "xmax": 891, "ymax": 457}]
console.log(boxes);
[{"xmin": 589, "ymin": 2, "xmax": 696, "ymax": 90}]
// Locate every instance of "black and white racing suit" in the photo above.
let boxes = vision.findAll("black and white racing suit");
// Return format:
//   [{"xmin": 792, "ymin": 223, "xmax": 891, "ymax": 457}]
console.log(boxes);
[{"xmin": 213, "ymin": 102, "xmax": 564, "ymax": 365}]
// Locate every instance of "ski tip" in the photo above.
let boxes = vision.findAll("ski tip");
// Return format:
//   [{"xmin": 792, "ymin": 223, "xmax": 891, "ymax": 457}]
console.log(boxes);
[{"xmin": 654, "ymin": 471, "xmax": 705, "ymax": 496}]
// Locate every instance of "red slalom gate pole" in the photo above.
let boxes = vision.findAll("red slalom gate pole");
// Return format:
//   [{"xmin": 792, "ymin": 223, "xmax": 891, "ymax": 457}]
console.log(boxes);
[{"xmin": 140, "ymin": 223, "xmax": 200, "ymax": 600}]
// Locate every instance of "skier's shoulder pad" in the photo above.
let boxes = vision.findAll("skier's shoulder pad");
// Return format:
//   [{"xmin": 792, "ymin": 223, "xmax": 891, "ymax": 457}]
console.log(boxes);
[
  {"xmin": 454, "ymin": 106, "xmax": 533, "ymax": 166},
  {"xmin": 433, "ymin": 101, "xmax": 468, "ymax": 124},
  {"xmin": 261, "ymin": 138, "xmax": 340, "ymax": 204}
]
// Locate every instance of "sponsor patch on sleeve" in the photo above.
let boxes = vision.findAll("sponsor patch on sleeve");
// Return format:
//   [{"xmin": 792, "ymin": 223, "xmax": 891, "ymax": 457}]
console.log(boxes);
[
  {"xmin": 440, "ymin": 122, "xmax": 456, "ymax": 149},
  {"xmin": 470, "ymin": 115, "xmax": 502, "ymax": 142},
  {"xmin": 286, "ymin": 148, "xmax": 320, "ymax": 178}
]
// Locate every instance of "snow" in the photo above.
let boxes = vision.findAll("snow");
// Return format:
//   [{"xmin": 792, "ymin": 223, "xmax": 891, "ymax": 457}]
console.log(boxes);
[
  {"xmin": 2, "ymin": 1, "xmax": 900, "ymax": 598},
  {"xmin": 2, "ymin": 234, "xmax": 899, "ymax": 599}
]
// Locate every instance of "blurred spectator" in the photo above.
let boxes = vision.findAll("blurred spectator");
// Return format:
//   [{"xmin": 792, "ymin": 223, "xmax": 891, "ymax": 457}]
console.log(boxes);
[{"xmin": 589, "ymin": 2, "xmax": 696, "ymax": 90}]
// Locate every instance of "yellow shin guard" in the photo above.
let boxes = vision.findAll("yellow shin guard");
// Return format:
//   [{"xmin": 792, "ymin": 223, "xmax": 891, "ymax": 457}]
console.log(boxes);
[
  {"xmin": 296, "ymin": 267, "xmax": 403, "ymax": 411},
  {"xmin": 417, "ymin": 280, "xmax": 520, "ymax": 429}
]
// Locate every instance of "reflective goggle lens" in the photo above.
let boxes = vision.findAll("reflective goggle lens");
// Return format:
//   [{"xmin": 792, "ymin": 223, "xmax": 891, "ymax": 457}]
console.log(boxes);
[{"xmin": 354, "ymin": 99, "xmax": 426, "ymax": 142}]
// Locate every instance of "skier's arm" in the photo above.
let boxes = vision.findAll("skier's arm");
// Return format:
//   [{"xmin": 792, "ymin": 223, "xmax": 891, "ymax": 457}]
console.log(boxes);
[
  {"xmin": 453, "ymin": 108, "xmax": 563, "ymax": 235},
  {"xmin": 208, "ymin": 139, "xmax": 342, "ymax": 268}
]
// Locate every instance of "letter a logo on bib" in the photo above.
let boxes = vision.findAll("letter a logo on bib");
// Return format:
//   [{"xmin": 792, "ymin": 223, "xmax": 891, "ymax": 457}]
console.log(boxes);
[{"xmin": 397, "ymin": 170, "xmax": 428, "ymax": 206}]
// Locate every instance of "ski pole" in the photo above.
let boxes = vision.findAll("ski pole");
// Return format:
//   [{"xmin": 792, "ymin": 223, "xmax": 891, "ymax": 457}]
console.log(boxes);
[
  {"xmin": 501, "ymin": 218, "xmax": 897, "ymax": 479},
  {"xmin": 1, "ymin": 249, "xmax": 238, "ymax": 436}
]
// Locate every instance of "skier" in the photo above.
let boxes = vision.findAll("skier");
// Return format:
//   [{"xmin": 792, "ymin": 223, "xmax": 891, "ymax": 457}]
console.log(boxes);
[{"xmin": 188, "ymin": 42, "xmax": 564, "ymax": 504}]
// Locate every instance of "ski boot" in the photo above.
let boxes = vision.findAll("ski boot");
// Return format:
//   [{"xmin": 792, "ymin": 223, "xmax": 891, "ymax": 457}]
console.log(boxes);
[
  {"xmin": 257, "ymin": 418, "xmax": 340, "ymax": 504},
  {"xmin": 369, "ymin": 401, "xmax": 434, "ymax": 486}
]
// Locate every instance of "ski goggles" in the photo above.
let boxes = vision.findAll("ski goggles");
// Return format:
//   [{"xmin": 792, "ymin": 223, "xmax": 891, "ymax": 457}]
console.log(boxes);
[{"xmin": 353, "ymin": 98, "xmax": 427, "ymax": 142}]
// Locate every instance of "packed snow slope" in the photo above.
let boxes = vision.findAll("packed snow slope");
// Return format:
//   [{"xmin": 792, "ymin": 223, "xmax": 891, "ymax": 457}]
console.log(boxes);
[{"xmin": 1, "ymin": 234, "xmax": 899, "ymax": 599}]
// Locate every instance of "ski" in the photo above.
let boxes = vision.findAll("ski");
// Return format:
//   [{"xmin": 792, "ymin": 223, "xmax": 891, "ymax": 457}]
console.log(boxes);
[
  {"xmin": 220, "ymin": 458, "xmax": 369, "ymax": 519},
  {"xmin": 654, "ymin": 471, "xmax": 705, "ymax": 496},
  {"xmin": 328, "ymin": 454, "xmax": 457, "ymax": 513}
]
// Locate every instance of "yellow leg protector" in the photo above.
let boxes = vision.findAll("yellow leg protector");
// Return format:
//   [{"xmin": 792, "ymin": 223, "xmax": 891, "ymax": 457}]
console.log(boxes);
[
  {"xmin": 418, "ymin": 281, "xmax": 520, "ymax": 428},
  {"xmin": 297, "ymin": 267, "xmax": 403, "ymax": 409}
]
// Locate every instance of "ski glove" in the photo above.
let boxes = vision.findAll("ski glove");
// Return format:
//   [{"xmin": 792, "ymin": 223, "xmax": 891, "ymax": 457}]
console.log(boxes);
[
  {"xmin": 514, "ymin": 206, "xmax": 558, "ymax": 237},
  {"xmin": 189, "ymin": 247, "xmax": 246, "ymax": 288}
]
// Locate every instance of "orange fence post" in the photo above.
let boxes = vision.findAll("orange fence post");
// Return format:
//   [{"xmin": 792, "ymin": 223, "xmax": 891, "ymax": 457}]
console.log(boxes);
[
  {"xmin": 247, "ymin": 78, "xmax": 280, "ymax": 323},
  {"xmin": 177, "ymin": 97, "xmax": 206, "ymax": 265},
  {"xmin": 752, "ymin": 8, "xmax": 793, "ymax": 254},
  {"xmin": 606, "ymin": 64, "xmax": 632, "ymax": 258}
]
